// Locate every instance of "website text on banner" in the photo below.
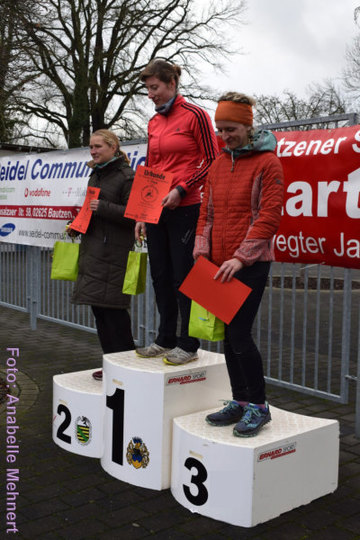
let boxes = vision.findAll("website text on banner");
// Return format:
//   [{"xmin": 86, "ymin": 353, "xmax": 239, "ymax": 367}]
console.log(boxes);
[
  {"xmin": 0, "ymin": 127, "xmax": 359, "ymax": 269},
  {"xmin": 0, "ymin": 144, "xmax": 145, "ymax": 248},
  {"xmin": 273, "ymin": 126, "xmax": 360, "ymax": 269}
]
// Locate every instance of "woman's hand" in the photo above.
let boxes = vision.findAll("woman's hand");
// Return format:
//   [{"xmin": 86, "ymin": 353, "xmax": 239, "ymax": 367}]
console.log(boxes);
[
  {"xmin": 214, "ymin": 258, "xmax": 243, "ymax": 283},
  {"xmin": 89, "ymin": 199, "xmax": 100, "ymax": 212},
  {"xmin": 65, "ymin": 221, "xmax": 79, "ymax": 238},
  {"xmin": 162, "ymin": 188, "xmax": 181, "ymax": 210},
  {"xmin": 135, "ymin": 222, "xmax": 147, "ymax": 242}
]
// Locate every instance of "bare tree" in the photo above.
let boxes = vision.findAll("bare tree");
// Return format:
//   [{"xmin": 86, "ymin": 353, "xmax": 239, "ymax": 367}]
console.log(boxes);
[
  {"xmin": 254, "ymin": 83, "xmax": 347, "ymax": 127},
  {"xmin": 0, "ymin": 0, "xmax": 39, "ymax": 143},
  {"xmin": 340, "ymin": 6, "xmax": 360, "ymax": 114},
  {"xmin": 17, "ymin": 0, "xmax": 246, "ymax": 148}
]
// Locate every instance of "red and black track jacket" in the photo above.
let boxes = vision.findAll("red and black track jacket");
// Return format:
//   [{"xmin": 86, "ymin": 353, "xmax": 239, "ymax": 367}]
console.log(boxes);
[{"xmin": 146, "ymin": 94, "xmax": 219, "ymax": 206}]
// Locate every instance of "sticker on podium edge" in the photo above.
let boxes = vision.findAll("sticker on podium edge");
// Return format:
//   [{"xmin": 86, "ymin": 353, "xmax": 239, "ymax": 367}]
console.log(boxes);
[
  {"xmin": 75, "ymin": 416, "xmax": 92, "ymax": 446},
  {"xmin": 126, "ymin": 437, "xmax": 150, "ymax": 469}
]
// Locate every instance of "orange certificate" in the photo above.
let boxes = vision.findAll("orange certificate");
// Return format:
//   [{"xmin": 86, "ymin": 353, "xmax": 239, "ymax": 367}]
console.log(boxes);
[
  {"xmin": 69, "ymin": 186, "xmax": 100, "ymax": 234},
  {"xmin": 124, "ymin": 165, "xmax": 173, "ymax": 224},
  {"xmin": 179, "ymin": 256, "xmax": 252, "ymax": 324}
]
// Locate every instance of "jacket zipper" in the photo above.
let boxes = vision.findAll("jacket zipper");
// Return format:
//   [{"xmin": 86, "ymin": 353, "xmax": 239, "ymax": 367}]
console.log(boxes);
[
  {"xmin": 222, "ymin": 155, "xmax": 234, "ymax": 258},
  {"xmin": 94, "ymin": 170, "xmax": 107, "ymax": 244}
]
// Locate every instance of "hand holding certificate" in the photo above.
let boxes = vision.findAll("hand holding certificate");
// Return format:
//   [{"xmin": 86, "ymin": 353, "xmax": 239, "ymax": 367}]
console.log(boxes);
[
  {"xmin": 179, "ymin": 256, "xmax": 252, "ymax": 324},
  {"xmin": 124, "ymin": 165, "xmax": 173, "ymax": 224},
  {"xmin": 69, "ymin": 186, "xmax": 100, "ymax": 234}
]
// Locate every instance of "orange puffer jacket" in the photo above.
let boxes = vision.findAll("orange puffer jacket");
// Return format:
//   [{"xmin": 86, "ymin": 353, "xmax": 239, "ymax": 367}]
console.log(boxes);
[{"xmin": 194, "ymin": 131, "xmax": 284, "ymax": 267}]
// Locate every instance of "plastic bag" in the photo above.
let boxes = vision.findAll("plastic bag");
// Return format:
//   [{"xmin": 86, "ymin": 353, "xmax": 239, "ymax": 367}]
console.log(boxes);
[{"xmin": 188, "ymin": 300, "xmax": 225, "ymax": 341}]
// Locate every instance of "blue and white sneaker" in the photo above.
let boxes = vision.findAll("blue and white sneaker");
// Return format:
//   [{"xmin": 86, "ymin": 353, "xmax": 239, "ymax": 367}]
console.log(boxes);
[
  {"xmin": 233, "ymin": 402, "xmax": 271, "ymax": 437},
  {"xmin": 206, "ymin": 400, "xmax": 244, "ymax": 426}
]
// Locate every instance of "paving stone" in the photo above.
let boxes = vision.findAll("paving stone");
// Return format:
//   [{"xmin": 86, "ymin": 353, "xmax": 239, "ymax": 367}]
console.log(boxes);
[
  {"xmin": 10, "ymin": 515, "xmax": 66, "ymax": 539},
  {"xmin": 177, "ymin": 515, "xmax": 235, "ymax": 536},
  {"xmin": 339, "ymin": 513, "xmax": 360, "ymax": 535},
  {"xmin": 19, "ymin": 498, "xmax": 71, "ymax": 520},
  {"xmin": 298, "ymin": 508, "xmax": 340, "ymax": 530},
  {"xmin": 256, "ymin": 521, "xmax": 308, "ymax": 540},
  {"xmin": 99, "ymin": 505, "xmax": 149, "ymax": 525},
  {"xmin": 330, "ymin": 496, "xmax": 360, "ymax": 517},
  {"xmin": 52, "ymin": 517, "xmax": 109, "ymax": 539},
  {"xmin": 136, "ymin": 492, "xmax": 179, "ymax": 513},
  {"xmin": 306, "ymin": 527, "xmax": 359, "ymax": 540},
  {"xmin": 147, "ymin": 531, "xmax": 193, "ymax": 540}
]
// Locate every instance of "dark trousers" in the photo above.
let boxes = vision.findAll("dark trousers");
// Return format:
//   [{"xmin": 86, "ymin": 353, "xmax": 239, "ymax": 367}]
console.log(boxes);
[
  {"xmin": 91, "ymin": 306, "xmax": 135, "ymax": 354},
  {"xmin": 225, "ymin": 261, "xmax": 270, "ymax": 404},
  {"xmin": 146, "ymin": 205, "xmax": 200, "ymax": 352}
]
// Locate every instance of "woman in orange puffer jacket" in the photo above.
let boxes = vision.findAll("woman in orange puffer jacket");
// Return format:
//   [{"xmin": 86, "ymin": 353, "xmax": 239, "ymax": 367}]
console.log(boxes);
[{"xmin": 193, "ymin": 92, "xmax": 284, "ymax": 437}]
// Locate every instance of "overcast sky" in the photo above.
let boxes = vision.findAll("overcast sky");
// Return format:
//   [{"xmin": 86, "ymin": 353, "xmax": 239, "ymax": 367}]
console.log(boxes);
[{"xmin": 203, "ymin": 0, "xmax": 359, "ymax": 100}]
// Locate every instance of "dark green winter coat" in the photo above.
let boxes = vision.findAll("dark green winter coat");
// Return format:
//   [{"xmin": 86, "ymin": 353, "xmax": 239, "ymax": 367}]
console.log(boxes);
[{"xmin": 72, "ymin": 156, "xmax": 135, "ymax": 308}]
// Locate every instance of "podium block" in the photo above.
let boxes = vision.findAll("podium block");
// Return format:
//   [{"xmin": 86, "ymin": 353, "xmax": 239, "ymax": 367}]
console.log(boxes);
[
  {"xmin": 53, "ymin": 369, "xmax": 104, "ymax": 458},
  {"xmin": 171, "ymin": 406, "xmax": 339, "ymax": 527},
  {"xmin": 100, "ymin": 349, "xmax": 230, "ymax": 490}
]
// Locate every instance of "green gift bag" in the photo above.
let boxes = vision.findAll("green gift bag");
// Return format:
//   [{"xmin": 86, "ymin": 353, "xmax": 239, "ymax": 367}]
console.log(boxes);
[
  {"xmin": 188, "ymin": 300, "xmax": 225, "ymax": 342},
  {"xmin": 50, "ymin": 240, "xmax": 80, "ymax": 281},
  {"xmin": 122, "ymin": 247, "xmax": 147, "ymax": 295}
]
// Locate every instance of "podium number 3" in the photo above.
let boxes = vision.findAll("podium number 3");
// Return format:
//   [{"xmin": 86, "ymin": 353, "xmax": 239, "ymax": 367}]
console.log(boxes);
[{"xmin": 183, "ymin": 457, "xmax": 208, "ymax": 506}]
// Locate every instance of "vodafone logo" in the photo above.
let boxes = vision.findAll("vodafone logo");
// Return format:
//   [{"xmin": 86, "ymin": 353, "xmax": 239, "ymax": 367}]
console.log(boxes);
[{"xmin": 258, "ymin": 443, "xmax": 297, "ymax": 462}]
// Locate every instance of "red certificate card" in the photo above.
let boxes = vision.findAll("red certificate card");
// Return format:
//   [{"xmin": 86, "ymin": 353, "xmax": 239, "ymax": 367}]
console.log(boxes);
[
  {"xmin": 179, "ymin": 256, "xmax": 252, "ymax": 324},
  {"xmin": 124, "ymin": 165, "xmax": 173, "ymax": 224},
  {"xmin": 69, "ymin": 186, "xmax": 100, "ymax": 234}
]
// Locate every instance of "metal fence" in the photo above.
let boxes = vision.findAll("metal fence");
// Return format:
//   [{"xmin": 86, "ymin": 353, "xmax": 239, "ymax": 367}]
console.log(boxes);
[
  {"xmin": 1, "ymin": 244, "xmax": 358, "ymax": 410},
  {"xmin": 0, "ymin": 113, "xmax": 359, "ymax": 436}
]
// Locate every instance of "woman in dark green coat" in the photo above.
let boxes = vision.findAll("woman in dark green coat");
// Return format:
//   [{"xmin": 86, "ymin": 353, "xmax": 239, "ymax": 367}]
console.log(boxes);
[{"xmin": 71, "ymin": 129, "xmax": 135, "ymax": 380}]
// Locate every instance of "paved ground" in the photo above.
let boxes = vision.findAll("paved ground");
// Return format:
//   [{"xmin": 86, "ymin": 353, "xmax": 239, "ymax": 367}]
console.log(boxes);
[{"xmin": 0, "ymin": 306, "xmax": 359, "ymax": 540}]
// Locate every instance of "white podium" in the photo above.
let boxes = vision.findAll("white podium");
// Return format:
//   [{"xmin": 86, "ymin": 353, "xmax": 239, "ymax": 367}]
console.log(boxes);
[
  {"xmin": 171, "ymin": 406, "xmax": 339, "ymax": 527},
  {"xmin": 100, "ymin": 349, "xmax": 230, "ymax": 490},
  {"xmin": 53, "ymin": 369, "xmax": 104, "ymax": 458}
]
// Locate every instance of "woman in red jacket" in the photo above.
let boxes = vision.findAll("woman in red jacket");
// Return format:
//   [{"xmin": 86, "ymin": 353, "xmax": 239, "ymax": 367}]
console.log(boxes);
[
  {"xmin": 194, "ymin": 92, "xmax": 284, "ymax": 436},
  {"xmin": 135, "ymin": 59, "xmax": 218, "ymax": 365}
]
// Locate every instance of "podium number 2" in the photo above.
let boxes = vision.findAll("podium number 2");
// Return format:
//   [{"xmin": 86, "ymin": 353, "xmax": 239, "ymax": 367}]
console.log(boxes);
[
  {"xmin": 56, "ymin": 404, "xmax": 71, "ymax": 444},
  {"xmin": 183, "ymin": 457, "xmax": 208, "ymax": 506}
]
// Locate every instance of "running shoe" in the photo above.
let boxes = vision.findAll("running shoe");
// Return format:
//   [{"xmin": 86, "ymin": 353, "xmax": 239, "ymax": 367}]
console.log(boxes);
[
  {"xmin": 206, "ymin": 400, "xmax": 244, "ymax": 426},
  {"xmin": 163, "ymin": 347, "xmax": 198, "ymax": 365},
  {"xmin": 233, "ymin": 402, "xmax": 271, "ymax": 437},
  {"xmin": 136, "ymin": 343, "xmax": 171, "ymax": 358}
]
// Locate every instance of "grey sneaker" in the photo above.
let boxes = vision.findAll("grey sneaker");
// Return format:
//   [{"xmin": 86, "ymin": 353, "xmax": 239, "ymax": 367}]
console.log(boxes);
[
  {"xmin": 136, "ymin": 343, "xmax": 171, "ymax": 358},
  {"xmin": 163, "ymin": 347, "xmax": 198, "ymax": 366}
]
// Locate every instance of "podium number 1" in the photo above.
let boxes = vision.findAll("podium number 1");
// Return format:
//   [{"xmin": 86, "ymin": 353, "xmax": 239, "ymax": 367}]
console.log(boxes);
[
  {"xmin": 106, "ymin": 388, "xmax": 125, "ymax": 465},
  {"xmin": 183, "ymin": 457, "xmax": 209, "ymax": 506}
]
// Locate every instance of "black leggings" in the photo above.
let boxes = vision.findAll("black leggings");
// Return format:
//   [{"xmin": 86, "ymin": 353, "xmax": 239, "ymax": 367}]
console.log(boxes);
[
  {"xmin": 146, "ymin": 205, "xmax": 200, "ymax": 352},
  {"xmin": 225, "ymin": 261, "xmax": 270, "ymax": 404},
  {"xmin": 91, "ymin": 306, "xmax": 135, "ymax": 354}
]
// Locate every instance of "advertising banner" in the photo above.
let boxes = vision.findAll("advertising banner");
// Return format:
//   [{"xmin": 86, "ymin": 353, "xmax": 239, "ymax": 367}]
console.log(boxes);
[
  {"xmin": 273, "ymin": 126, "xmax": 360, "ymax": 268},
  {"xmin": 0, "ymin": 127, "xmax": 359, "ymax": 268},
  {"xmin": 0, "ymin": 143, "xmax": 146, "ymax": 248}
]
